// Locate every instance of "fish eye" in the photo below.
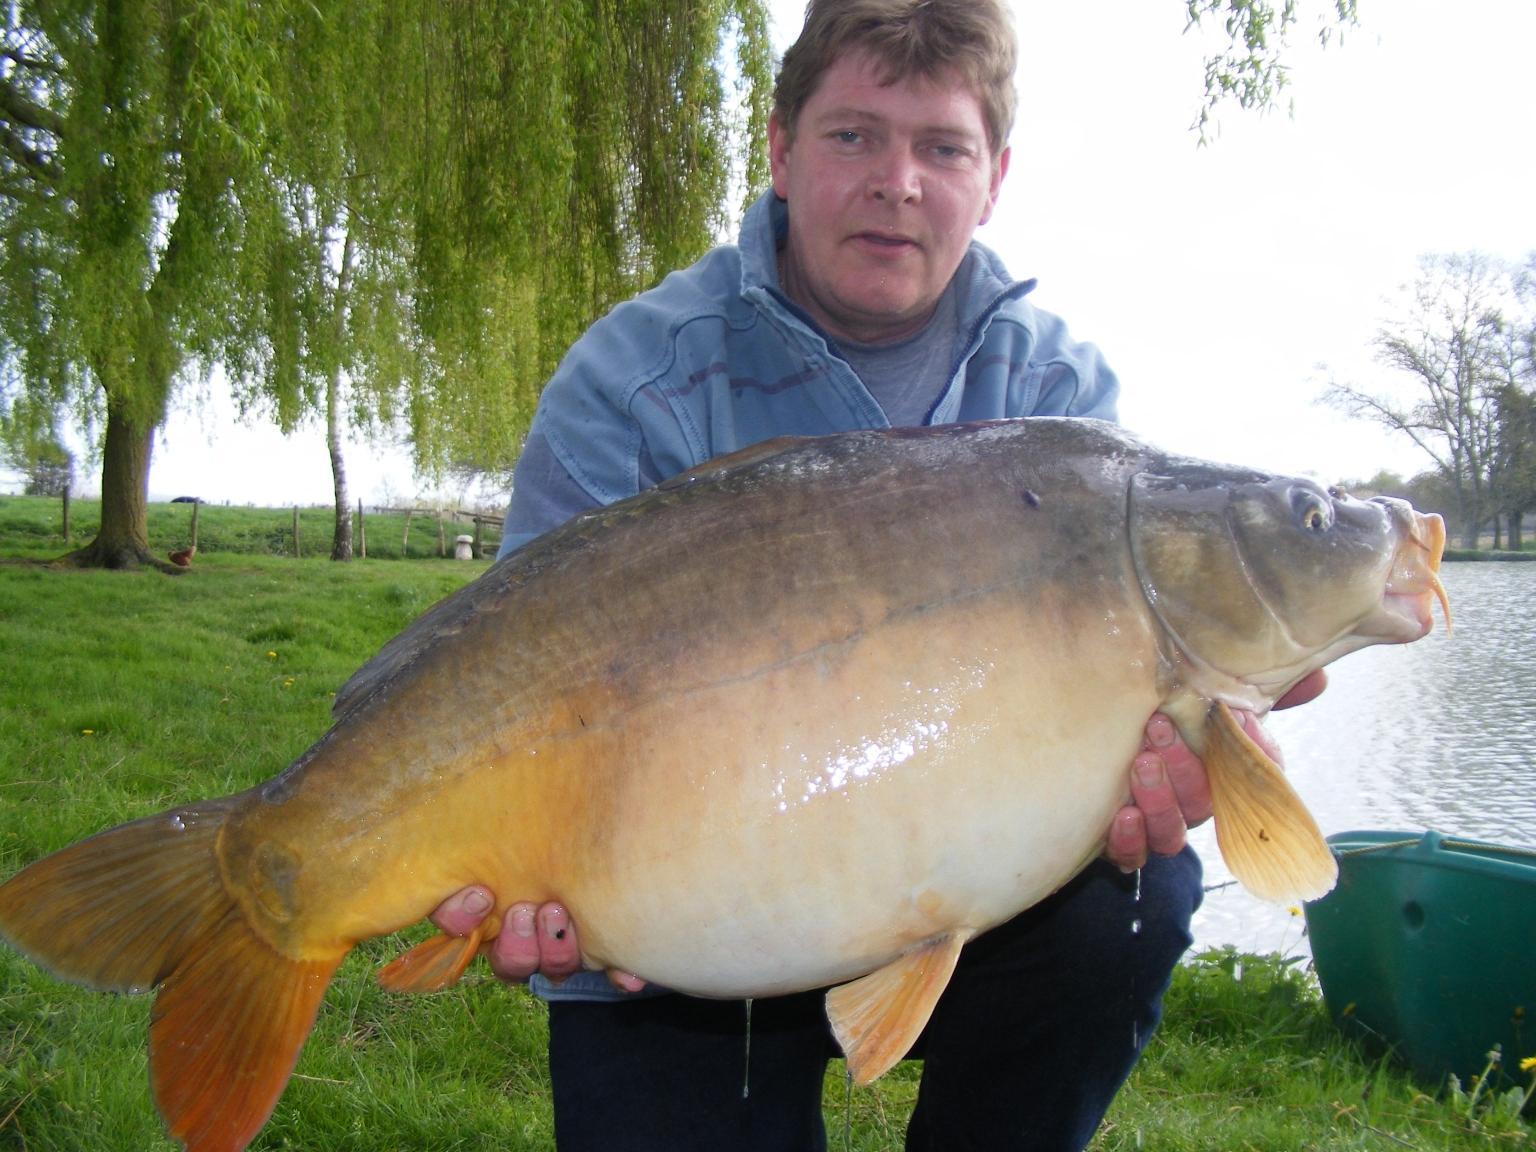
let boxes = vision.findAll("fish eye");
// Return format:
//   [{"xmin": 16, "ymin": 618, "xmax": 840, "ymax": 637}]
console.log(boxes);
[{"xmin": 1290, "ymin": 488, "xmax": 1333, "ymax": 534}]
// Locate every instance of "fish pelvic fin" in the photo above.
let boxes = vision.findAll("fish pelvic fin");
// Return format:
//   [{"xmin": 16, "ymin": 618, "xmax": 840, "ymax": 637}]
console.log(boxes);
[
  {"xmin": 377, "ymin": 919, "xmax": 495, "ymax": 994},
  {"xmin": 825, "ymin": 930, "xmax": 971, "ymax": 1085},
  {"xmin": 0, "ymin": 799, "xmax": 345, "ymax": 1152},
  {"xmin": 1204, "ymin": 701, "xmax": 1338, "ymax": 903}
]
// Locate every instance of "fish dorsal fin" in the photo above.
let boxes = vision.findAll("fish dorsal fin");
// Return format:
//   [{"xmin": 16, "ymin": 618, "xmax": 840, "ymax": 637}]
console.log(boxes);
[
  {"xmin": 1204, "ymin": 701, "xmax": 1337, "ymax": 903},
  {"xmin": 824, "ymin": 930, "xmax": 971, "ymax": 1085},
  {"xmin": 377, "ymin": 917, "xmax": 495, "ymax": 994}
]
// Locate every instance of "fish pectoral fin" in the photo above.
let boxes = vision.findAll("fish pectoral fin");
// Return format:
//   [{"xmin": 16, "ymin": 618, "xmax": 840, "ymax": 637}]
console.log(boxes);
[
  {"xmin": 1204, "ymin": 701, "xmax": 1338, "ymax": 903},
  {"xmin": 824, "ymin": 930, "xmax": 971, "ymax": 1086},
  {"xmin": 377, "ymin": 918, "xmax": 494, "ymax": 994}
]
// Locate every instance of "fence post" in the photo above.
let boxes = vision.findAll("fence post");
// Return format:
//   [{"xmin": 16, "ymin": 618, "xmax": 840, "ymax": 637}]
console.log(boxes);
[
  {"xmin": 61, "ymin": 488, "xmax": 71, "ymax": 544},
  {"xmin": 402, "ymin": 509, "xmax": 413, "ymax": 557},
  {"xmin": 357, "ymin": 498, "xmax": 367, "ymax": 559},
  {"xmin": 293, "ymin": 506, "xmax": 301, "ymax": 559}
]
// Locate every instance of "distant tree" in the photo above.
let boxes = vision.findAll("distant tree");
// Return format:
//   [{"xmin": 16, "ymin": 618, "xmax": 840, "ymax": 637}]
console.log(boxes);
[
  {"xmin": 0, "ymin": 1, "xmax": 773, "ymax": 567},
  {"xmin": 1324, "ymin": 253, "xmax": 1532, "ymax": 548},
  {"xmin": 1487, "ymin": 275, "xmax": 1536, "ymax": 549}
]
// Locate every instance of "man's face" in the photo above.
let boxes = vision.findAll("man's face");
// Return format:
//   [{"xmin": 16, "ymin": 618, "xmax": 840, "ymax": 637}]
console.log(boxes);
[{"xmin": 769, "ymin": 49, "xmax": 1010, "ymax": 346}]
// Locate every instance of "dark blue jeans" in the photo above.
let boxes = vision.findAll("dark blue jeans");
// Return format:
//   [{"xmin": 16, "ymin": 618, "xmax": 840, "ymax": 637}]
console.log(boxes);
[{"xmin": 548, "ymin": 847, "xmax": 1202, "ymax": 1151}]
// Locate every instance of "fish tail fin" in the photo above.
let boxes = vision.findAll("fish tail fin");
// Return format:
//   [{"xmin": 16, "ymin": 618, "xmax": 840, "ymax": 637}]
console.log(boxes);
[
  {"xmin": 0, "ymin": 800, "xmax": 344, "ymax": 1152},
  {"xmin": 151, "ymin": 910, "xmax": 340, "ymax": 1152}
]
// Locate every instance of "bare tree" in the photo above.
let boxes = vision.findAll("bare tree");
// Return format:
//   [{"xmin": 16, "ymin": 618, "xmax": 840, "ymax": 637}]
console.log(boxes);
[{"xmin": 1324, "ymin": 253, "xmax": 1533, "ymax": 548}]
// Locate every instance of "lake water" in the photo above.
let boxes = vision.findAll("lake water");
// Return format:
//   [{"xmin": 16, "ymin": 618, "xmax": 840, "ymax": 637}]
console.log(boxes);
[{"xmin": 1187, "ymin": 561, "xmax": 1536, "ymax": 957}]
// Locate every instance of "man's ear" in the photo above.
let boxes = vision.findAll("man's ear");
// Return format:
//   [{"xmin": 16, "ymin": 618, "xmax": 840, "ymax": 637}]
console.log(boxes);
[
  {"xmin": 768, "ymin": 111, "xmax": 793, "ymax": 199},
  {"xmin": 979, "ymin": 144, "xmax": 1011, "ymax": 226}
]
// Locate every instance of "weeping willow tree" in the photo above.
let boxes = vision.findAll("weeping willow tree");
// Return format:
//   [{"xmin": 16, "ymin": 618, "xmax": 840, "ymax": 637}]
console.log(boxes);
[
  {"xmin": 0, "ymin": 0, "xmax": 772, "ymax": 567},
  {"xmin": 0, "ymin": 0, "xmax": 287, "ymax": 568}
]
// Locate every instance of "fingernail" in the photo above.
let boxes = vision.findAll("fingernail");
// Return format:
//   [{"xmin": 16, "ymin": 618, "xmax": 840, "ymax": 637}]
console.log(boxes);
[
  {"xmin": 464, "ymin": 889, "xmax": 491, "ymax": 916},
  {"xmin": 1147, "ymin": 716, "xmax": 1175, "ymax": 748},
  {"xmin": 1135, "ymin": 754, "xmax": 1164, "ymax": 788},
  {"xmin": 511, "ymin": 906, "xmax": 535, "ymax": 937}
]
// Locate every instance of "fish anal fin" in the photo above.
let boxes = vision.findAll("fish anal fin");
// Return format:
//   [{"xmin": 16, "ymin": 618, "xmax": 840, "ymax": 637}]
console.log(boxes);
[
  {"xmin": 377, "ymin": 920, "xmax": 493, "ymax": 994},
  {"xmin": 151, "ymin": 910, "xmax": 341, "ymax": 1152},
  {"xmin": 825, "ymin": 930, "xmax": 971, "ymax": 1085},
  {"xmin": 1205, "ymin": 701, "xmax": 1337, "ymax": 903}
]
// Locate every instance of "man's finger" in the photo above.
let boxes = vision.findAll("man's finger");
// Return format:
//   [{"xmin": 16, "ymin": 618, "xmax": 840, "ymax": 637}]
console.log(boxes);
[
  {"xmin": 536, "ymin": 903, "xmax": 582, "ymax": 981},
  {"xmin": 1144, "ymin": 714, "xmax": 1212, "ymax": 829},
  {"xmin": 1104, "ymin": 806, "xmax": 1148, "ymax": 873},
  {"xmin": 487, "ymin": 903, "xmax": 542, "ymax": 983},
  {"xmin": 429, "ymin": 885, "xmax": 494, "ymax": 937},
  {"xmin": 1129, "ymin": 752, "xmax": 1188, "ymax": 857}
]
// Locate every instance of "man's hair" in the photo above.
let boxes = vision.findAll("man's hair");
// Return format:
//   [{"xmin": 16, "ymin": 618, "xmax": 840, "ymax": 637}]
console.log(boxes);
[{"xmin": 772, "ymin": 0, "xmax": 1017, "ymax": 156}]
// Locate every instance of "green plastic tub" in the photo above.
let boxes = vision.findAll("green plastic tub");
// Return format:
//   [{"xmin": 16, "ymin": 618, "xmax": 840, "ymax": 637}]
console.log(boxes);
[{"xmin": 1304, "ymin": 829, "xmax": 1536, "ymax": 1086}]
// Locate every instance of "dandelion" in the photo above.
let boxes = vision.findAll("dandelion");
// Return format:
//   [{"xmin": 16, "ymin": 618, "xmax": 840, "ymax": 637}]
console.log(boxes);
[
  {"xmin": 267, "ymin": 650, "xmax": 278, "ymax": 659},
  {"xmin": 1522, "ymin": 1055, "xmax": 1536, "ymax": 1073},
  {"xmin": 80, "ymin": 729, "xmax": 94, "ymax": 736}
]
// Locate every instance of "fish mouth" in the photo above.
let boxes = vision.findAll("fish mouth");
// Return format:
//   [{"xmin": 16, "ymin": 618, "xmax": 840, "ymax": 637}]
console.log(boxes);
[{"xmin": 1373, "ymin": 508, "xmax": 1452, "ymax": 641}]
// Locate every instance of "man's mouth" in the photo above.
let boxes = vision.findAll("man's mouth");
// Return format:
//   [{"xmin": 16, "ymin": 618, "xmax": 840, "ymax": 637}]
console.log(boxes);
[{"xmin": 853, "ymin": 231, "xmax": 917, "ymax": 250}]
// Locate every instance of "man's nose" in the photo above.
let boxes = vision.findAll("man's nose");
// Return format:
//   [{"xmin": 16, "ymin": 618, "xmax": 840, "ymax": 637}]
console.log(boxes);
[{"xmin": 869, "ymin": 149, "xmax": 921, "ymax": 203}]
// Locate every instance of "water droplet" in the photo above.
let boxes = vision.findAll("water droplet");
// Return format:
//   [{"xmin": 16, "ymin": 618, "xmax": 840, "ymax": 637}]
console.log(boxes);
[
  {"xmin": 1132, "ymin": 867, "xmax": 1143, "ymax": 903},
  {"xmin": 169, "ymin": 814, "xmax": 186, "ymax": 833},
  {"xmin": 1130, "ymin": 917, "xmax": 1143, "ymax": 935}
]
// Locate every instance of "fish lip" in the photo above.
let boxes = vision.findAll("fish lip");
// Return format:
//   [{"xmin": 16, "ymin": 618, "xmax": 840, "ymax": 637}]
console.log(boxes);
[{"xmin": 1372, "ymin": 508, "xmax": 1452, "ymax": 640}]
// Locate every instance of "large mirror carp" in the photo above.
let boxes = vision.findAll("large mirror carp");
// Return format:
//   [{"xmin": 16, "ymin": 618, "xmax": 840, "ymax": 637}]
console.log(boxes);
[{"xmin": 0, "ymin": 417, "xmax": 1449, "ymax": 1152}]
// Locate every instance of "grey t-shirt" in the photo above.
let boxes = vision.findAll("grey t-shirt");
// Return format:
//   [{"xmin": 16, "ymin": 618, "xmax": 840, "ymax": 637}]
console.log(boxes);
[{"xmin": 836, "ymin": 279, "xmax": 960, "ymax": 428}]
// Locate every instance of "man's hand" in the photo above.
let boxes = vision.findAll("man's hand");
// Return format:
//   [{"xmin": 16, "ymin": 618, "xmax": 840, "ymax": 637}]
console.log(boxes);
[
  {"xmin": 1103, "ymin": 669, "xmax": 1327, "ymax": 871},
  {"xmin": 428, "ymin": 888, "xmax": 647, "ymax": 992}
]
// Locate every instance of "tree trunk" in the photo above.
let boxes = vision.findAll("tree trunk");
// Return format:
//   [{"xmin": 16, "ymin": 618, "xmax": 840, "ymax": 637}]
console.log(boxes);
[
  {"xmin": 1510, "ymin": 511, "xmax": 1526, "ymax": 552},
  {"xmin": 60, "ymin": 394, "xmax": 175, "ymax": 571},
  {"xmin": 327, "ymin": 366, "xmax": 353, "ymax": 561}
]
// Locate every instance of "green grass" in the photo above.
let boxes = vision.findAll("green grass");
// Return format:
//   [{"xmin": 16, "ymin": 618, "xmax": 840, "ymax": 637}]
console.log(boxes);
[
  {"xmin": 0, "ymin": 492, "xmax": 502, "ymax": 563},
  {"xmin": 0, "ymin": 525, "xmax": 1530, "ymax": 1149}
]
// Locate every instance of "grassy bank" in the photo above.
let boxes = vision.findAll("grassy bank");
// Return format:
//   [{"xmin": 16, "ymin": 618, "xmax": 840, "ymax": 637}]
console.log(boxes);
[{"xmin": 0, "ymin": 541, "xmax": 1530, "ymax": 1147}]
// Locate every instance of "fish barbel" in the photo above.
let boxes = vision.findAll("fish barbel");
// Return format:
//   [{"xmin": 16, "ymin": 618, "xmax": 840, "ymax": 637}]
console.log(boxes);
[{"xmin": 0, "ymin": 418, "xmax": 1448, "ymax": 1152}]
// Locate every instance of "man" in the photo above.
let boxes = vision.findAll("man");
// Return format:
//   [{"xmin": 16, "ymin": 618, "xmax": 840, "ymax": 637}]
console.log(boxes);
[{"xmin": 432, "ymin": 1, "xmax": 1320, "ymax": 1147}]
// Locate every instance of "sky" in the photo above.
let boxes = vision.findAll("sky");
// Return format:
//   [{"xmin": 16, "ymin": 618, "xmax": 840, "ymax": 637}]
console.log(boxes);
[{"xmin": 9, "ymin": 0, "xmax": 1533, "ymax": 505}]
